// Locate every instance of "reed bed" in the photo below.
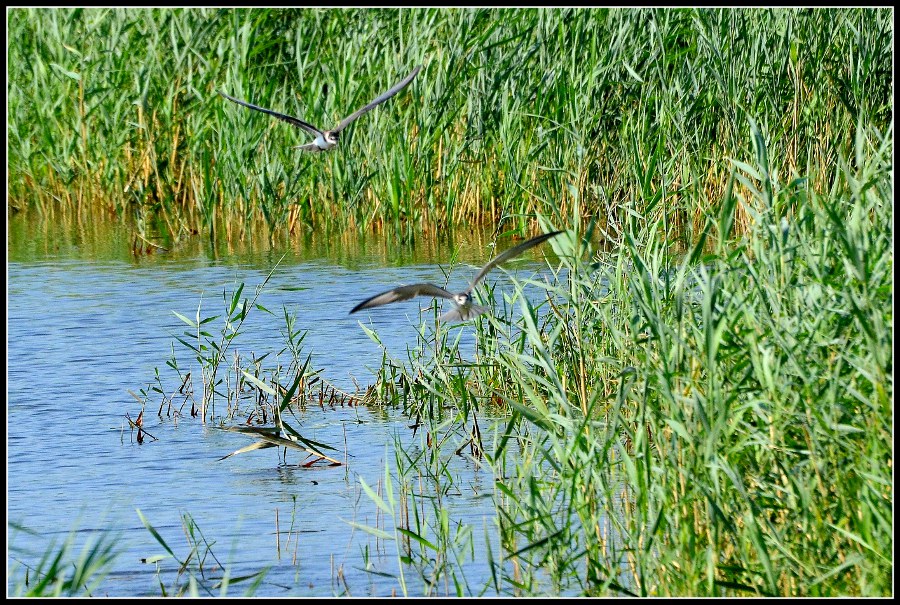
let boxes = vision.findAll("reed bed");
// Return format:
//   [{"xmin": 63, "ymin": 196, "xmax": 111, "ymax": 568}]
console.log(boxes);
[
  {"xmin": 7, "ymin": 8, "xmax": 893, "ymax": 243},
  {"xmin": 95, "ymin": 120, "xmax": 890, "ymax": 597},
  {"xmin": 358, "ymin": 122, "xmax": 892, "ymax": 596},
  {"xmin": 13, "ymin": 7, "xmax": 891, "ymax": 597}
]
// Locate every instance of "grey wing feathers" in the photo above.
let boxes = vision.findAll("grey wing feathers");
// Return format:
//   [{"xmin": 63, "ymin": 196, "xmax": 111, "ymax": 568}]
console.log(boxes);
[
  {"xmin": 350, "ymin": 282, "xmax": 455, "ymax": 314},
  {"xmin": 333, "ymin": 65, "xmax": 422, "ymax": 133},
  {"xmin": 439, "ymin": 304, "xmax": 491, "ymax": 323},
  {"xmin": 219, "ymin": 91, "xmax": 323, "ymax": 137},
  {"xmin": 466, "ymin": 230, "xmax": 564, "ymax": 292}
]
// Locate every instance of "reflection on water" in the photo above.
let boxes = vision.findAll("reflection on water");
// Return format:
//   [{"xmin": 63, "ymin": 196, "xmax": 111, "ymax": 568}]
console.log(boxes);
[
  {"xmin": 7, "ymin": 207, "xmax": 534, "ymax": 270},
  {"xmin": 7, "ymin": 212, "xmax": 557, "ymax": 596}
]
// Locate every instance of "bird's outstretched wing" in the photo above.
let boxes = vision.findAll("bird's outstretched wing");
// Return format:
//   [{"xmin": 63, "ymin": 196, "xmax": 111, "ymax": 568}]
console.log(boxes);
[
  {"xmin": 219, "ymin": 91, "xmax": 323, "ymax": 138},
  {"xmin": 465, "ymin": 230, "xmax": 564, "ymax": 293},
  {"xmin": 332, "ymin": 65, "xmax": 422, "ymax": 134},
  {"xmin": 350, "ymin": 282, "xmax": 455, "ymax": 314}
]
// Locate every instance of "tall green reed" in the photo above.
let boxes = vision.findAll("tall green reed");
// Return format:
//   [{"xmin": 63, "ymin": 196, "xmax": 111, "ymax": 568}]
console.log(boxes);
[
  {"xmin": 356, "ymin": 120, "xmax": 892, "ymax": 595},
  {"xmin": 8, "ymin": 8, "xmax": 892, "ymax": 242}
]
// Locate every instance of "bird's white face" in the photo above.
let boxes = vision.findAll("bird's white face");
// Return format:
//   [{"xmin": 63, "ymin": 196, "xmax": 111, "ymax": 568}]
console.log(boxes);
[
  {"xmin": 315, "ymin": 133, "xmax": 338, "ymax": 150},
  {"xmin": 454, "ymin": 293, "xmax": 471, "ymax": 308}
]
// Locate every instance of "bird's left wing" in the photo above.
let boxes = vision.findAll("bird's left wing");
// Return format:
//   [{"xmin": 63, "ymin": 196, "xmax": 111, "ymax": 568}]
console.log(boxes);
[{"xmin": 332, "ymin": 65, "xmax": 422, "ymax": 134}]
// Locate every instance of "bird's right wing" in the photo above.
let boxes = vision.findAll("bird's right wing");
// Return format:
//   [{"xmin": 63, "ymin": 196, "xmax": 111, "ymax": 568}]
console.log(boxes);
[
  {"xmin": 219, "ymin": 91, "xmax": 323, "ymax": 137},
  {"xmin": 466, "ymin": 230, "xmax": 564, "ymax": 292},
  {"xmin": 350, "ymin": 282, "xmax": 455, "ymax": 314}
]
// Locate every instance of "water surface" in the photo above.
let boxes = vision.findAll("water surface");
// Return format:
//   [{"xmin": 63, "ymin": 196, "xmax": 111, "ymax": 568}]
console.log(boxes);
[{"xmin": 7, "ymin": 214, "xmax": 557, "ymax": 596}]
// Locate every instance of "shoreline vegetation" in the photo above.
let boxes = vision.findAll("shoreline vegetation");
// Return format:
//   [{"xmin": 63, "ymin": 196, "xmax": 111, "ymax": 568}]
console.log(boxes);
[
  {"xmin": 8, "ymin": 7, "xmax": 892, "ymax": 598},
  {"xmin": 7, "ymin": 8, "xmax": 892, "ymax": 244}
]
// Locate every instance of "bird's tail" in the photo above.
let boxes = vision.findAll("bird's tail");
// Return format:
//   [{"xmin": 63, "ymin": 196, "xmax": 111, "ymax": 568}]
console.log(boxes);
[
  {"xmin": 293, "ymin": 142, "xmax": 324, "ymax": 152},
  {"xmin": 439, "ymin": 304, "xmax": 491, "ymax": 323}
]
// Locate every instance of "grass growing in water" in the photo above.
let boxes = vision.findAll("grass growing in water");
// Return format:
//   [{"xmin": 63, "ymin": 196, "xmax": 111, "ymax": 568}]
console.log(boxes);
[
  {"xmin": 8, "ymin": 522, "xmax": 120, "ymax": 597},
  {"xmin": 354, "ymin": 121, "xmax": 892, "ymax": 596},
  {"xmin": 10, "ymin": 9, "xmax": 889, "ymax": 593},
  {"xmin": 118, "ymin": 118, "xmax": 890, "ymax": 595}
]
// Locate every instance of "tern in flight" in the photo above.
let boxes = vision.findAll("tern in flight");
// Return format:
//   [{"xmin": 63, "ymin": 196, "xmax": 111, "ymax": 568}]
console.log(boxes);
[
  {"xmin": 219, "ymin": 65, "xmax": 422, "ymax": 152},
  {"xmin": 350, "ymin": 230, "xmax": 564, "ymax": 322}
]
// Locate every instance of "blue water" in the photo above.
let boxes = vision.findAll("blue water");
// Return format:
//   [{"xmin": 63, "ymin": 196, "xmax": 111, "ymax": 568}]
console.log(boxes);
[{"xmin": 7, "ymin": 229, "xmax": 555, "ymax": 596}]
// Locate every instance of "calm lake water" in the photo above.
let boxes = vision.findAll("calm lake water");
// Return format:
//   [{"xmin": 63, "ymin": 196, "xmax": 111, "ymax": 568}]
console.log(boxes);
[{"xmin": 7, "ymin": 215, "xmax": 558, "ymax": 596}]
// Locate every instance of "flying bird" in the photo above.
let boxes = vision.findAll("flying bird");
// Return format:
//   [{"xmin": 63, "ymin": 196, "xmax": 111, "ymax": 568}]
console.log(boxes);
[
  {"xmin": 219, "ymin": 65, "xmax": 422, "ymax": 152},
  {"xmin": 350, "ymin": 230, "xmax": 564, "ymax": 322}
]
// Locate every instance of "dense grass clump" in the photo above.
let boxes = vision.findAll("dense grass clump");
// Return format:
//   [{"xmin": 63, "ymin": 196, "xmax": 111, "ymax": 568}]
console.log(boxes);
[
  {"xmin": 7, "ymin": 8, "xmax": 893, "ymax": 242},
  {"xmin": 359, "ymin": 122, "xmax": 892, "ymax": 596}
]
